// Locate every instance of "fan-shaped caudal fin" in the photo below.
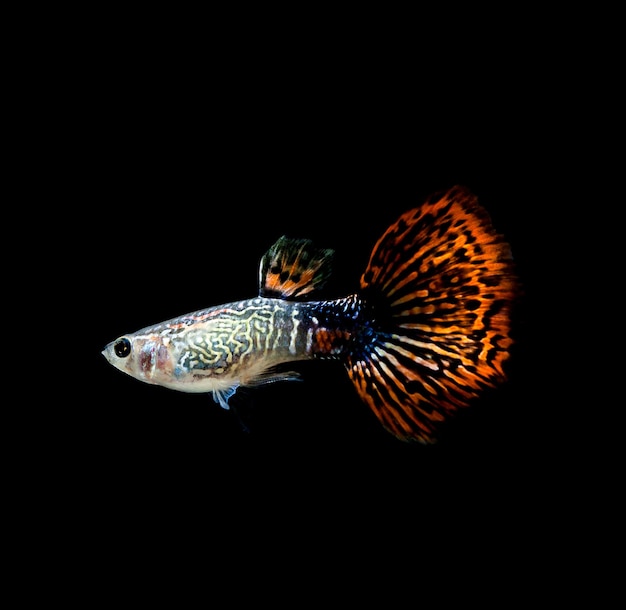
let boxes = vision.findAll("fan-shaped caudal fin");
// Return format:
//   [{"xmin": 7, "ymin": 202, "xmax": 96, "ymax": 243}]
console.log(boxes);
[{"xmin": 346, "ymin": 186, "xmax": 519, "ymax": 443}]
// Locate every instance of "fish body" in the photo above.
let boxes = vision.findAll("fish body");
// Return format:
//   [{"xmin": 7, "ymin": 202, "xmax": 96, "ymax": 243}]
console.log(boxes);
[
  {"xmin": 103, "ymin": 186, "xmax": 518, "ymax": 443},
  {"xmin": 103, "ymin": 295, "xmax": 361, "ymax": 406}
]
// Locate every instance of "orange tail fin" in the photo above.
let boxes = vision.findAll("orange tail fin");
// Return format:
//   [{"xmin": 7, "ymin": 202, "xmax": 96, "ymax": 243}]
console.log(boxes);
[{"xmin": 346, "ymin": 186, "xmax": 519, "ymax": 443}]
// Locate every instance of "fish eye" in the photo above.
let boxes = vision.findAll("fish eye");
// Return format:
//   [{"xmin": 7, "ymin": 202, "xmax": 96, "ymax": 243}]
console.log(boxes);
[{"xmin": 114, "ymin": 338, "xmax": 132, "ymax": 358}]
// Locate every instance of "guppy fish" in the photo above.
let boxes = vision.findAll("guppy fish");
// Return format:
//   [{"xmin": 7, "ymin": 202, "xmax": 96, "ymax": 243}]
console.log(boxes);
[{"xmin": 102, "ymin": 186, "xmax": 518, "ymax": 443}]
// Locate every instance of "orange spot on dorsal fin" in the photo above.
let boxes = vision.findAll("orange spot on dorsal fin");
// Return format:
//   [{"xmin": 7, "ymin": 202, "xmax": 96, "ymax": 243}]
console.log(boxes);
[{"xmin": 258, "ymin": 236, "xmax": 335, "ymax": 300}]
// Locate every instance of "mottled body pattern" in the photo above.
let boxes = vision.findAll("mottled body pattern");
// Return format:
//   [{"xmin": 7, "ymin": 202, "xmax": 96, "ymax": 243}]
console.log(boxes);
[
  {"xmin": 117, "ymin": 296, "xmax": 359, "ymax": 407},
  {"xmin": 103, "ymin": 186, "xmax": 518, "ymax": 443}
]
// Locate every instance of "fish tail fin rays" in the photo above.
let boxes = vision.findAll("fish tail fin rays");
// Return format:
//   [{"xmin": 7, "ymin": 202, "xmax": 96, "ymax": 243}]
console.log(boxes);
[
  {"xmin": 259, "ymin": 236, "xmax": 335, "ymax": 300},
  {"xmin": 345, "ymin": 186, "xmax": 519, "ymax": 443}
]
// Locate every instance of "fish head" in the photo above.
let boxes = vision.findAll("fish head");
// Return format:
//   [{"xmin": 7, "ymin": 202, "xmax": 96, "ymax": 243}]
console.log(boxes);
[{"xmin": 102, "ymin": 333, "xmax": 173, "ymax": 385}]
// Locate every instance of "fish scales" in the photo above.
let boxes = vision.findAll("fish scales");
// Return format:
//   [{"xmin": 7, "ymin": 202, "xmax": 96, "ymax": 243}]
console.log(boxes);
[{"xmin": 106, "ymin": 296, "xmax": 362, "ymax": 391}]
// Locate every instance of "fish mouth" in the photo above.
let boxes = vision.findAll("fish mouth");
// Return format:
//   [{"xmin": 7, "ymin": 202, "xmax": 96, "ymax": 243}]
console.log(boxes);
[{"xmin": 101, "ymin": 342, "xmax": 113, "ymax": 361}]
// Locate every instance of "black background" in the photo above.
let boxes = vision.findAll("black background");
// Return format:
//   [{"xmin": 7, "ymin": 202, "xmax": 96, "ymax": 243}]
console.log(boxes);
[
  {"xmin": 21, "ymin": 33, "xmax": 592, "ymax": 600},
  {"xmin": 85, "ymin": 136, "xmax": 539, "ymax": 474},
  {"xmin": 67, "ymin": 109, "xmax": 553, "ymax": 523}
]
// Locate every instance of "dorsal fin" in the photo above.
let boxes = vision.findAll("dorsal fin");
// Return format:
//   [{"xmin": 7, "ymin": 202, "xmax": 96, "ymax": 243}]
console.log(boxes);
[{"xmin": 259, "ymin": 236, "xmax": 335, "ymax": 300}]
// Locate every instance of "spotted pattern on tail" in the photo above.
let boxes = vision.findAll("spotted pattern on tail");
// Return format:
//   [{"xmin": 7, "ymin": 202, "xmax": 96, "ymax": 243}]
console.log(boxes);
[{"xmin": 345, "ymin": 185, "xmax": 518, "ymax": 443}]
